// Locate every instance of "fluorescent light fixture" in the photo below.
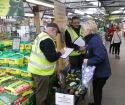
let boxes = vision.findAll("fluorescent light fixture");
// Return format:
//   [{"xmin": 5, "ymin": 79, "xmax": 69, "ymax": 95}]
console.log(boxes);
[
  {"xmin": 86, "ymin": 0, "xmax": 100, "ymax": 6},
  {"xmin": 75, "ymin": 10, "xmax": 84, "ymax": 15},
  {"xmin": 68, "ymin": 12, "xmax": 73, "ymax": 15},
  {"xmin": 0, "ymin": 16, "xmax": 6, "ymax": 19},
  {"xmin": 86, "ymin": 15, "xmax": 92, "ymax": 18},
  {"xmin": 43, "ymin": 15, "xmax": 54, "ymax": 19},
  {"xmin": 90, "ymin": 1, "xmax": 101, "ymax": 6},
  {"xmin": 120, "ymin": 8, "xmax": 124, "ymax": 10},
  {"xmin": 122, "ymin": 19, "xmax": 125, "ymax": 21},
  {"xmin": 6, "ymin": 19, "xmax": 16, "ymax": 22},
  {"xmin": 111, "ymin": 10, "xmax": 122, "ymax": 14},
  {"xmin": 25, "ymin": 13, "xmax": 34, "ymax": 17},
  {"xmin": 75, "ymin": 8, "xmax": 100, "ymax": 15},
  {"xmin": 86, "ymin": 0, "xmax": 98, "ymax": 1},
  {"xmin": 85, "ymin": 8, "xmax": 98, "ymax": 14},
  {"xmin": 26, "ymin": 0, "xmax": 54, "ymax": 8}
]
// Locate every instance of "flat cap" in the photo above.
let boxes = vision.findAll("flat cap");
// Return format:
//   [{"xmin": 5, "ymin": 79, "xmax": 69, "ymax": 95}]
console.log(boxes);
[{"xmin": 46, "ymin": 23, "xmax": 60, "ymax": 33}]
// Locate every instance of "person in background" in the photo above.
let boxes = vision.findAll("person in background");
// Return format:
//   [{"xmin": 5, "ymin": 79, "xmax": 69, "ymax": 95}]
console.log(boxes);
[
  {"xmin": 83, "ymin": 20, "xmax": 111, "ymax": 105},
  {"xmin": 28, "ymin": 23, "xmax": 64, "ymax": 105},
  {"xmin": 108, "ymin": 24, "xmax": 116, "ymax": 54},
  {"xmin": 65, "ymin": 16, "xmax": 85, "ymax": 69},
  {"xmin": 98, "ymin": 27, "xmax": 106, "ymax": 45},
  {"xmin": 111, "ymin": 26, "xmax": 122, "ymax": 59}
]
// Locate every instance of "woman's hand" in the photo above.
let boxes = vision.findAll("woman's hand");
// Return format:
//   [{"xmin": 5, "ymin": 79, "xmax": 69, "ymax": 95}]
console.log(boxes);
[
  {"xmin": 79, "ymin": 46, "xmax": 86, "ymax": 52},
  {"xmin": 83, "ymin": 59, "xmax": 88, "ymax": 64}
]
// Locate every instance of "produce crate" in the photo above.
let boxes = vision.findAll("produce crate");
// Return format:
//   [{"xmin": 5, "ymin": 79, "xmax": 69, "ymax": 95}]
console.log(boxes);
[
  {"xmin": 8, "ymin": 54, "xmax": 24, "ymax": 68},
  {"xmin": 54, "ymin": 66, "xmax": 87, "ymax": 105}
]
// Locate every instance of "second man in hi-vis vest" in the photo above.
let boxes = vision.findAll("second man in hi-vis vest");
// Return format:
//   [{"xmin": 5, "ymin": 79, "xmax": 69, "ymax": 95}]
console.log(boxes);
[
  {"xmin": 65, "ymin": 16, "xmax": 85, "ymax": 69},
  {"xmin": 28, "ymin": 23, "xmax": 64, "ymax": 105}
]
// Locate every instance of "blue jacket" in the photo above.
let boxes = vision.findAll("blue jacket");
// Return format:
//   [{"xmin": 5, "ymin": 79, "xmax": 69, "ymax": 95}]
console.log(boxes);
[{"xmin": 85, "ymin": 34, "xmax": 111, "ymax": 78}]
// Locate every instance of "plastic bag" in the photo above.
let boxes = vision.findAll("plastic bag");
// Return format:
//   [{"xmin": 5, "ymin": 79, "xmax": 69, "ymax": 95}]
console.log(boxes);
[{"xmin": 82, "ymin": 64, "xmax": 95, "ymax": 88}]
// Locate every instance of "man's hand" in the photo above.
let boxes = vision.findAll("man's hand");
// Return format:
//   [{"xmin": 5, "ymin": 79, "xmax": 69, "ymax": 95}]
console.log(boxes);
[{"xmin": 59, "ymin": 48, "xmax": 65, "ymax": 55}]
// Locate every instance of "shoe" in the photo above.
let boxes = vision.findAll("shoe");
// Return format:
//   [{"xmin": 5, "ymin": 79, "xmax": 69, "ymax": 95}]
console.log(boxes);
[{"xmin": 89, "ymin": 103, "xmax": 95, "ymax": 105}]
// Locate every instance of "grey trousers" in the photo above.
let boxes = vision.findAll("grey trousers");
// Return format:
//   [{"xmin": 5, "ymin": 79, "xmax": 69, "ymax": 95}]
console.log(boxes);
[{"xmin": 32, "ymin": 74, "xmax": 50, "ymax": 105}]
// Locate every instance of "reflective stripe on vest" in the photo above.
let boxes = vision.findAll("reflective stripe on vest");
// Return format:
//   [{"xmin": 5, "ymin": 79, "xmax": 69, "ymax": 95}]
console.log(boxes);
[
  {"xmin": 67, "ymin": 26, "xmax": 84, "ymax": 56},
  {"xmin": 29, "ymin": 60, "xmax": 55, "ymax": 69},
  {"xmin": 28, "ymin": 32, "xmax": 56, "ymax": 76}
]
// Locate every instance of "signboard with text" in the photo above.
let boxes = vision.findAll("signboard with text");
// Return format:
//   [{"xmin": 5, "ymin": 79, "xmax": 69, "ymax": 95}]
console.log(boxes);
[
  {"xmin": 56, "ymin": 93, "xmax": 75, "ymax": 105},
  {"xmin": 54, "ymin": 1, "xmax": 67, "ymax": 31},
  {"xmin": 0, "ymin": 0, "xmax": 24, "ymax": 16}
]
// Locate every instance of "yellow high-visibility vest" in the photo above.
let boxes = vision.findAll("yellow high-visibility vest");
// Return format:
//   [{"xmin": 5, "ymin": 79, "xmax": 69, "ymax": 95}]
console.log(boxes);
[
  {"xmin": 28, "ymin": 32, "xmax": 56, "ymax": 76},
  {"xmin": 67, "ymin": 26, "xmax": 85, "ymax": 56}
]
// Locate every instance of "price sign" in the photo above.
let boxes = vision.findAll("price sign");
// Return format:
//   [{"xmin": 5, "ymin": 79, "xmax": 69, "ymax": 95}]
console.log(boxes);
[
  {"xmin": 56, "ymin": 92, "xmax": 74, "ymax": 105},
  {"xmin": 12, "ymin": 37, "xmax": 21, "ymax": 52}
]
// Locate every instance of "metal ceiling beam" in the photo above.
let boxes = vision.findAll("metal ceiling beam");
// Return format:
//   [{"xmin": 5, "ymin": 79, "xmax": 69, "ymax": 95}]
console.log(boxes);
[
  {"xmin": 109, "ymin": 13, "xmax": 125, "ymax": 15},
  {"xmin": 101, "ymin": 5, "xmax": 125, "ymax": 7},
  {"xmin": 25, "ymin": 0, "xmax": 36, "ymax": 16},
  {"xmin": 101, "ymin": 0, "xmax": 125, "ymax": 2},
  {"xmin": 66, "ymin": 4, "xmax": 125, "ymax": 9},
  {"xmin": 64, "ymin": 0, "xmax": 125, "ymax": 4},
  {"xmin": 99, "ymin": 0, "xmax": 110, "ymax": 14},
  {"xmin": 64, "ymin": 1, "xmax": 99, "ymax": 4}
]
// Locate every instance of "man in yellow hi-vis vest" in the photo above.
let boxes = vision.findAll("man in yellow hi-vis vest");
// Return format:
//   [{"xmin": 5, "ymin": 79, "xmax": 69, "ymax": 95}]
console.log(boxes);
[
  {"xmin": 28, "ymin": 23, "xmax": 64, "ymax": 105},
  {"xmin": 65, "ymin": 16, "xmax": 85, "ymax": 69}
]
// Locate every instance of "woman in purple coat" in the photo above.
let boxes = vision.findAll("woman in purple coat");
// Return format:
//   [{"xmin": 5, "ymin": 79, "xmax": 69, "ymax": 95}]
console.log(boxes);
[{"xmin": 83, "ymin": 20, "xmax": 111, "ymax": 105}]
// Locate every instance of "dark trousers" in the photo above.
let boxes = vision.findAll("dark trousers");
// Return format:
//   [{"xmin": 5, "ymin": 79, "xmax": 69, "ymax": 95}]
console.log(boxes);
[
  {"xmin": 69, "ymin": 54, "xmax": 85, "ymax": 69},
  {"xmin": 32, "ymin": 74, "xmax": 50, "ymax": 105},
  {"xmin": 109, "ymin": 43, "xmax": 115, "ymax": 54},
  {"xmin": 93, "ymin": 77, "xmax": 108, "ymax": 105},
  {"xmin": 113, "ymin": 43, "xmax": 121, "ymax": 55}
]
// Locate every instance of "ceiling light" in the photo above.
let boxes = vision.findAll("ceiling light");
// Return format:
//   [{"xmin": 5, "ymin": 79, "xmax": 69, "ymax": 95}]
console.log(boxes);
[
  {"xmin": 74, "ymin": 10, "xmax": 84, "ymax": 15},
  {"xmin": 25, "ymin": 13, "xmax": 34, "ymax": 17},
  {"xmin": 43, "ymin": 15, "xmax": 54, "ymax": 19},
  {"xmin": 0, "ymin": 16, "xmax": 6, "ymax": 19},
  {"xmin": 111, "ymin": 10, "xmax": 122, "ymax": 14},
  {"xmin": 87, "ymin": 15, "xmax": 92, "ymax": 18},
  {"xmin": 122, "ymin": 19, "xmax": 125, "ymax": 21},
  {"xmin": 86, "ymin": 0, "xmax": 100, "ymax": 6},
  {"xmin": 85, "ymin": 8, "xmax": 98, "ymax": 14},
  {"xmin": 86, "ymin": 0, "xmax": 98, "ymax": 1},
  {"xmin": 68, "ymin": 12, "xmax": 73, "ymax": 15},
  {"xmin": 26, "ymin": 0, "xmax": 54, "ymax": 8},
  {"xmin": 90, "ymin": 1, "xmax": 101, "ymax": 6},
  {"xmin": 120, "ymin": 8, "xmax": 124, "ymax": 10}
]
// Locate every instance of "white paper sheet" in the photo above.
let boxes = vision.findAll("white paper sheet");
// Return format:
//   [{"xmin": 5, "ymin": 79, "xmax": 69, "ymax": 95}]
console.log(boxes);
[
  {"xmin": 61, "ymin": 47, "xmax": 74, "ymax": 59},
  {"xmin": 55, "ymin": 92, "xmax": 74, "ymax": 105},
  {"xmin": 74, "ymin": 36, "xmax": 85, "ymax": 47}
]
